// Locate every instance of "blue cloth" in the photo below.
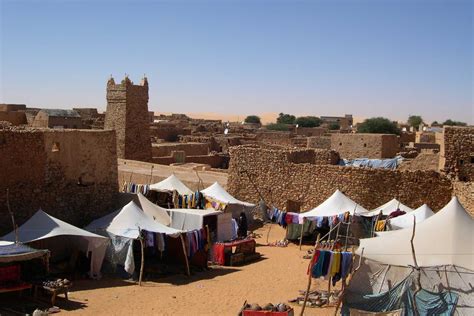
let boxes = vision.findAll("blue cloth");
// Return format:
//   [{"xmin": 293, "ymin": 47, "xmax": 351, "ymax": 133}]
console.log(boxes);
[
  {"xmin": 342, "ymin": 275, "xmax": 459, "ymax": 316},
  {"xmin": 340, "ymin": 252, "xmax": 352, "ymax": 279},
  {"xmin": 339, "ymin": 156, "xmax": 403, "ymax": 170},
  {"xmin": 0, "ymin": 243, "xmax": 39, "ymax": 256},
  {"xmin": 311, "ymin": 250, "xmax": 325, "ymax": 278}
]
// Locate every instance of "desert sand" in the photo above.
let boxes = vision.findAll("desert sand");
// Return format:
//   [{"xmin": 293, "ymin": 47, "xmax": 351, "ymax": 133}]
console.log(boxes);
[{"xmin": 61, "ymin": 224, "xmax": 336, "ymax": 315}]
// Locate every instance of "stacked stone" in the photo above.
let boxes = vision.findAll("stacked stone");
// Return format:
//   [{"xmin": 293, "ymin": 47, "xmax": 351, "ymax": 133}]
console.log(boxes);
[
  {"xmin": 227, "ymin": 146, "xmax": 453, "ymax": 213},
  {"xmin": 442, "ymin": 126, "xmax": 474, "ymax": 181}
]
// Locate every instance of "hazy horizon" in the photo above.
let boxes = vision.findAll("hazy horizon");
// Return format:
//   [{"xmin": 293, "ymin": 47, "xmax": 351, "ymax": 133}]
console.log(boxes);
[{"xmin": 1, "ymin": 0, "xmax": 472, "ymax": 124}]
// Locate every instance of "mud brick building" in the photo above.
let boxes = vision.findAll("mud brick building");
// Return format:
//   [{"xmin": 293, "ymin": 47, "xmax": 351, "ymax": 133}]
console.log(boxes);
[
  {"xmin": 104, "ymin": 76, "xmax": 152, "ymax": 162},
  {"xmin": 331, "ymin": 133, "xmax": 400, "ymax": 159}
]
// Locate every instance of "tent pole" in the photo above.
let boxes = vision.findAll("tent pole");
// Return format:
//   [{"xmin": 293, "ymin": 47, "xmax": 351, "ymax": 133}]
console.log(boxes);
[
  {"xmin": 6, "ymin": 189, "xmax": 18, "ymax": 244},
  {"xmin": 410, "ymin": 216, "xmax": 421, "ymax": 316},
  {"xmin": 334, "ymin": 248, "xmax": 361, "ymax": 316},
  {"xmin": 300, "ymin": 233, "xmax": 320, "ymax": 316},
  {"xmin": 180, "ymin": 234, "xmax": 191, "ymax": 277},
  {"xmin": 299, "ymin": 218, "xmax": 305, "ymax": 250},
  {"xmin": 139, "ymin": 235, "xmax": 145, "ymax": 286}
]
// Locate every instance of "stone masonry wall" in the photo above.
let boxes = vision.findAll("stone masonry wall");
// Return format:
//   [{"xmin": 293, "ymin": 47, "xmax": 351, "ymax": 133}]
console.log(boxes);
[
  {"xmin": 440, "ymin": 126, "xmax": 473, "ymax": 181},
  {"xmin": 104, "ymin": 77, "xmax": 151, "ymax": 162},
  {"xmin": 453, "ymin": 181, "xmax": 474, "ymax": 216},
  {"xmin": 227, "ymin": 146, "xmax": 453, "ymax": 212},
  {"xmin": 0, "ymin": 129, "xmax": 119, "ymax": 235},
  {"xmin": 331, "ymin": 133, "xmax": 400, "ymax": 159},
  {"xmin": 152, "ymin": 142, "xmax": 210, "ymax": 157}
]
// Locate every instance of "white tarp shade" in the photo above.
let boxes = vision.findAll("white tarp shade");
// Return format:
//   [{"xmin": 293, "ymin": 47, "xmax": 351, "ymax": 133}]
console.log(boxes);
[
  {"xmin": 167, "ymin": 208, "xmax": 221, "ymax": 231},
  {"xmin": 358, "ymin": 196, "xmax": 474, "ymax": 270},
  {"xmin": 362, "ymin": 199, "xmax": 414, "ymax": 217},
  {"xmin": 150, "ymin": 174, "xmax": 193, "ymax": 195},
  {"xmin": 300, "ymin": 190, "xmax": 368, "ymax": 218},
  {"xmin": 97, "ymin": 201, "xmax": 182, "ymax": 239},
  {"xmin": 377, "ymin": 204, "xmax": 434, "ymax": 233},
  {"xmin": 137, "ymin": 193, "xmax": 171, "ymax": 226},
  {"xmin": 2, "ymin": 210, "xmax": 108, "ymax": 277},
  {"xmin": 201, "ymin": 182, "xmax": 254, "ymax": 207}
]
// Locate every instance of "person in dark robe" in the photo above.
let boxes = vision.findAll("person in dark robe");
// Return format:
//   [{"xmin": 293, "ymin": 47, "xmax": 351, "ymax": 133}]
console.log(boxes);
[{"xmin": 237, "ymin": 212, "xmax": 248, "ymax": 238}]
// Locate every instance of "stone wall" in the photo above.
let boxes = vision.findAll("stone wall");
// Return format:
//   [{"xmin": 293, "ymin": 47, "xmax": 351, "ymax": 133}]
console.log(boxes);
[
  {"xmin": 307, "ymin": 136, "xmax": 331, "ymax": 149},
  {"xmin": 256, "ymin": 130, "xmax": 294, "ymax": 146},
  {"xmin": 453, "ymin": 181, "xmax": 474, "ymax": 216},
  {"xmin": 104, "ymin": 76, "xmax": 151, "ymax": 162},
  {"xmin": 331, "ymin": 133, "xmax": 400, "ymax": 159},
  {"xmin": 0, "ymin": 111, "xmax": 27, "ymax": 125},
  {"xmin": 439, "ymin": 126, "xmax": 474, "ymax": 181},
  {"xmin": 227, "ymin": 146, "xmax": 453, "ymax": 212},
  {"xmin": 0, "ymin": 129, "xmax": 119, "ymax": 235},
  {"xmin": 296, "ymin": 127, "xmax": 326, "ymax": 137},
  {"xmin": 415, "ymin": 131, "xmax": 436, "ymax": 143},
  {"xmin": 152, "ymin": 142, "xmax": 210, "ymax": 157}
]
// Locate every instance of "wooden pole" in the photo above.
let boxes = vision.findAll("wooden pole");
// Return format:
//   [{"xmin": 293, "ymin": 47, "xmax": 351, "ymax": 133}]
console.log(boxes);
[
  {"xmin": 300, "ymin": 233, "xmax": 320, "ymax": 316},
  {"xmin": 334, "ymin": 248, "xmax": 363, "ymax": 316},
  {"xmin": 6, "ymin": 189, "xmax": 18, "ymax": 244},
  {"xmin": 299, "ymin": 218, "xmax": 305, "ymax": 250},
  {"xmin": 180, "ymin": 234, "xmax": 191, "ymax": 277},
  {"xmin": 138, "ymin": 235, "xmax": 145, "ymax": 286},
  {"xmin": 410, "ymin": 216, "xmax": 421, "ymax": 316}
]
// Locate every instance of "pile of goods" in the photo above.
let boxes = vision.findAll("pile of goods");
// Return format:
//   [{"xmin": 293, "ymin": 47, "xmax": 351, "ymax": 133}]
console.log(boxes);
[
  {"xmin": 268, "ymin": 240, "xmax": 289, "ymax": 247},
  {"xmin": 288, "ymin": 290, "xmax": 340, "ymax": 307},
  {"xmin": 239, "ymin": 302, "xmax": 293, "ymax": 315},
  {"xmin": 42, "ymin": 278, "xmax": 71, "ymax": 289}
]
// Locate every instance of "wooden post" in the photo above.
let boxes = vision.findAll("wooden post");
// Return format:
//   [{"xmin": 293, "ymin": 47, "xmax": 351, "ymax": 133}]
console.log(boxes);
[
  {"xmin": 410, "ymin": 216, "xmax": 421, "ymax": 316},
  {"xmin": 6, "ymin": 189, "xmax": 18, "ymax": 244},
  {"xmin": 334, "ymin": 248, "xmax": 363, "ymax": 316},
  {"xmin": 299, "ymin": 218, "xmax": 305, "ymax": 250},
  {"xmin": 300, "ymin": 233, "xmax": 320, "ymax": 316},
  {"xmin": 180, "ymin": 234, "xmax": 191, "ymax": 277},
  {"xmin": 138, "ymin": 236, "xmax": 145, "ymax": 286}
]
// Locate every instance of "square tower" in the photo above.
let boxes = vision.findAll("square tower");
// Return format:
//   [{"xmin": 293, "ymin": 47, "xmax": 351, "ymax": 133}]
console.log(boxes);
[{"xmin": 104, "ymin": 76, "xmax": 152, "ymax": 162}]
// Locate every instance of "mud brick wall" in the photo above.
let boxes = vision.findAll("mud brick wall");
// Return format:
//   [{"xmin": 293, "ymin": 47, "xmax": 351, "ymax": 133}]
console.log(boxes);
[
  {"xmin": 227, "ymin": 146, "xmax": 453, "ymax": 212},
  {"xmin": 331, "ymin": 133, "xmax": 400, "ymax": 159},
  {"xmin": 439, "ymin": 126, "xmax": 474, "ymax": 181},
  {"xmin": 104, "ymin": 77, "xmax": 151, "ymax": 162},
  {"xmin": 0, "ymin": 129, "xmax": 119, "ymax": 235},
  {"xmin": 152, "ymin": 142, "xmax": 210, "ymax": 157},
  {"xmin": 307, "ymin": 136, "xmax": 331, "ymax": 149}
]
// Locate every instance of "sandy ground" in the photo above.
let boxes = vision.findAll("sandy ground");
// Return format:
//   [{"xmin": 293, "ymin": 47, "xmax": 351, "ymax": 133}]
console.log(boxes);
[{"xmin": 60, "ymin": 224, "xmax": 336, "ymax": 316}]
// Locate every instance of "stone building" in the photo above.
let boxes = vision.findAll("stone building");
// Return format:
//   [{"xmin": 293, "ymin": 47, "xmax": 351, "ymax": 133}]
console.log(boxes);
[
  {"xmin": 0, "ymin": 128, "xmax": 119, "ymax": 234},
  {"xmin": 73, "ymin": 108, "xmax": 105, "ymax": 129},
  {"xmin": 104, "ymin": 76, "xmax": 152, "ymax": 162},
  {"xmin": 32, "ymin": 109, "xmax": 83, "ymax": 129},
  {"xmin": 331, "ymin": 133, "xmax": 400, "ymax": 159},
  {"xmin": 0, "ymin": 104, "xmax": 27, "ymax": 126},
  {"xmin": 439, "ymin": 126, "xmax": 474, "ymax": 182},
  {"xmin": 321, "ymin": 114, "xmax": 353, "ymax": 129},
  {"xmin": 227, "ymin": 146, "xmax": 453, "ymax": 213}
]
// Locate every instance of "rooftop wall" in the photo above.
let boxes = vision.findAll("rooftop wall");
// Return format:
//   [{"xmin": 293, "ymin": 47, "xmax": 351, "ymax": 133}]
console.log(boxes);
[
  {"xmin": 331, "ymin": 133, "xmax": 400, "ymax": 159},
  {"xmin": 440, "ymin": 126, "xmax": 474, "ymax": 181},
  {"xmin": 227, "ymin": 146, "xmax": 452, "ymax": 212}
]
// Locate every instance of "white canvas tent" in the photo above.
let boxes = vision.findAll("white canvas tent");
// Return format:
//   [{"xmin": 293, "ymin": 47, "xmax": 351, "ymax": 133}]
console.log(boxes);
[
  {"xmin": 376, "ymin": 204, "xmax": 434, "ymax": 233},
  {"xmin": 137, "ymin": 193, "xmax": 171, "ymax": 226},
  {"xmin": 85, "ymin": 201, "xmax": 182, "ymax": 277},
  {"xmin": 362, "ymin": 198, "xmax": 414, "ymax": 217},
  {"xmin": 150, "ymin": 174, "xmax": 193, "ymax": 196},
  {"xmin": 344, "ymin": 197, "xmax": 474, "ymax": 315},
  {"xmin": 299, "ymin": 190, "xmax": 369, "ymax": 218},
  {"xmin": 2, "ymin": 210, "xmax": 108, "ymax": 278},
  {"xmin": 357, "ymin": 196, "xmax": 473, "ymax": 270},
  {"xmin": 201, "ymin": 182, "xmax": 254, "ymax": 207}
]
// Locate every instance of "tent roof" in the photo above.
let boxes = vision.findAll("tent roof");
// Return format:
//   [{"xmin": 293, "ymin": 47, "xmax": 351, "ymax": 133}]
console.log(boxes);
[
  {"xmin": 300, "ymin": 190, "xmax": 368, "ymax": 218},
  {"xmin": 89, "ymin": 201, "xmax": 182, "ymax": 239},
  {"xmin": 137, "ymin": 193, "xmax": 171, "ymax": 226},
  {"xmin": 357, "ymin": 196, "xmax": 474, "ymax": 270},
  {"xmin": 201, "ymin": 182, "xmax": 254, "ymax": 207},
  {"xmin": 363, "ymin": 199, "xmax": 414, "ymax": 217},
  {"xmin": 2, "ymin": 210, "xmax": 107, "ymax": 243},
  {"xmin": 383, "ymin": 204, "xmax": 434, "ymax": 231},
  {"xmin": 167, "ymin": 208, "xmax": 221, "ymax": 217},
  {"xmin": 150, "ymin": 174, "xmax": 193, "ymax": 195}
]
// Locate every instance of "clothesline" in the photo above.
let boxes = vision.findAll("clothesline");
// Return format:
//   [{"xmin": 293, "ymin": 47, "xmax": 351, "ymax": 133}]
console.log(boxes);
[
  {"xmin": 121, "ymin": 181, "xmax": 150, "ymax": 195},
  {"xmin": 308, "ymin": 249, "xmax": 353, "ymax": 286}
]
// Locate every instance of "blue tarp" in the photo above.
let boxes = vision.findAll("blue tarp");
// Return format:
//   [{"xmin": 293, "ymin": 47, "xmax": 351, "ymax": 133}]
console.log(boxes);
[
  {"xmin": 0, "ymin": 243, "xmax": 49, "ymax": 263},
  {"xmin": 342, "ymin": 275, "xmax": 459, "ymax": 315},
  {"xmin": 338, "ymin": 156, "xmax": 403, "ymax": 170}
]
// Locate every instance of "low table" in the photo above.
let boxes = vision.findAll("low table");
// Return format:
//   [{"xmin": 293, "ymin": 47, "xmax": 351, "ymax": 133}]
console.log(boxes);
[
  {"xmin": 212, "ymin": 238, "xmax": 260, "ymax": 266},
  {"xmin": 33, "ymin": 283, "xmax": 72, "ymax": 306}
]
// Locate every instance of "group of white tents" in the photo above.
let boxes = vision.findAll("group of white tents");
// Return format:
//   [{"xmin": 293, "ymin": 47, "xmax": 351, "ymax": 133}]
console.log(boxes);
[
  {"xmin": 1, "ymin": 175, "xmax": 255, "ymax": 279},
  {"xmin": 291, "ymin": 189, "xmax": 473, "ymax": 314}
]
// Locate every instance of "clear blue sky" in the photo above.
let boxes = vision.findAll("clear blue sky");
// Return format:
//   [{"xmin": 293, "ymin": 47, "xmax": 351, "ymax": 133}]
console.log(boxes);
[{"xmin": 1, "ymin": 0, "xmax": 472, "ymax": 124}]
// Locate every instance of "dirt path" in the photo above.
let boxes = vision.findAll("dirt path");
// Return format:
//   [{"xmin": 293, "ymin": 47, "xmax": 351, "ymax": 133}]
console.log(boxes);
[{"xmin": 62, "ymin": 224, "xmax": 336, "ymax": 315}]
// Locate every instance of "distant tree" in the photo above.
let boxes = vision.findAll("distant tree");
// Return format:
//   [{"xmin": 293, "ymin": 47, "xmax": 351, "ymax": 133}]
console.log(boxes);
[
  {"xmin": 442, "ymin": 119, "xmax": 467, "ymax": 126},
  {"xmin": 244, "ymin": 115, "xmax": 261, "ymax": 124},
  {"xmin": 431, "ymin": 121, "xmax": 440, "ymax": 126},
  {"xmin": 276, "ymin": 113, "xmax": 296, "ymax": 124},
  {"xmin": 407, "ymin": 115, "xmax": 424, "ymax": 127},
  {"xmin": 265, "ymin": 123, "xmax": 291, "ymax": 131},
  {"xmin": 328, "ymin": 122, "xmax": 340, "ymax": 130},
  {"xmin": 357, "ymin": 117, "xmax": 400, "ymax": 134},
  {"xmin": 295, "ymin": 116, "xmax": 322, "ymax": 128}
]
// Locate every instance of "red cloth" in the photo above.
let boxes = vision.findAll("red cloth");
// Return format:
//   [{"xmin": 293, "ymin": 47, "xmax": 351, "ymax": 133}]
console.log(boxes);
[
  {"xmin": 212, "ymin": 244, "xmax": 225, "ymax": 265},
  {"xmin": 285, "ymin": 214, "xmax": 293, "ymax": 225},
  {"xmin": 307, "ymin": 250, "xmax": 320, "ymax": 275},
  {"xmin": 389, "ymin": 209, "xmax": 406, "ymax": 218}
]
